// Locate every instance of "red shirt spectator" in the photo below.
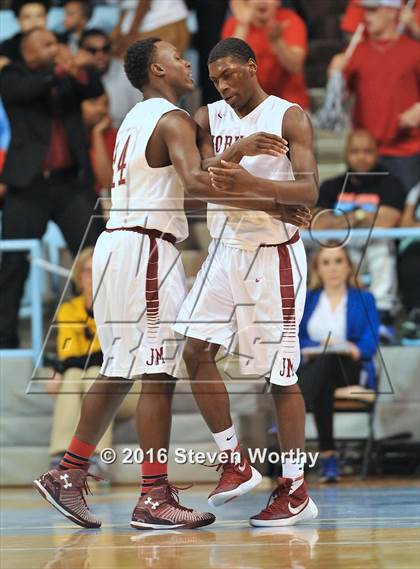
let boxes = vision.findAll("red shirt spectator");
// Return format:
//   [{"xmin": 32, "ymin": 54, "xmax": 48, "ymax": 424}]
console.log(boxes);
[
  {"xmin": 345, "ymin": 35, "xmax": 420, "ymax": 157},
  {"xmin": 341, "ymin": 0, "xmax": 420, "ymax": 35},
  {"xmin": 222, "ymin": 4, "xmax": 309, "ymax": 108}
]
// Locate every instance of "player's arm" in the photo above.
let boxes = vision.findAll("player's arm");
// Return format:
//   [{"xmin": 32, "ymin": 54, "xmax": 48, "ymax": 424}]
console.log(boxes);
[
  {"xmin": 195, "ymin": 105, "xmax": 288, "ymax": 170},
  {"xmin": 209, "ymin": 107, "xmax": 319, "ymax": 207},
  {"xmin": 161, "ymin": 110, "xmax": 308, "ymax": 225}
]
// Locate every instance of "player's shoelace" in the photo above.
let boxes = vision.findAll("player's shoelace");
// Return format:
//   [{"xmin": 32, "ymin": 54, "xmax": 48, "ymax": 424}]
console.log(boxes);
[
  {"xmin": 205, "ymin": 459, "xmax": 245, "ymax": 487},
  {"xmin": 72, "ymin": 472, "xmax": 102, "ymax": 508},
  {"xmin": 164, "ymin": 483, "xmax": 194, "ymax": 512},
  {"xmin": 259, "ymin": 479, "xmax": 291, "ymax": 515}
]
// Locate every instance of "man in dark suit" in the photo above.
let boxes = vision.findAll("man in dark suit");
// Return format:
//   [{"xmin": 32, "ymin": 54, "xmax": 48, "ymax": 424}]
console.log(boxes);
[{"xmin": 0, "ymin": 27, "xmax": 104, "ymax": 348}]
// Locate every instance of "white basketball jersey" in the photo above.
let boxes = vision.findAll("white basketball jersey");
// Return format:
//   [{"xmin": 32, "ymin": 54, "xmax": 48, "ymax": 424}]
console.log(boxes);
[
  {"xmin": 107, "ymin": 98, "xmax": 188, "ymax": 242},
  {"xmin": 207, "ymin": 95, "xmax": 299, "ymax": 249}
]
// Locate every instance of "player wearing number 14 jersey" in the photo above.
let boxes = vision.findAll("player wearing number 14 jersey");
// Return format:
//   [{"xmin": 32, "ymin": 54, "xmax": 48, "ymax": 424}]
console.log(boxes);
[{"xmin": 33, "ymin": 38, "xmax": 218, "ymax": 531}]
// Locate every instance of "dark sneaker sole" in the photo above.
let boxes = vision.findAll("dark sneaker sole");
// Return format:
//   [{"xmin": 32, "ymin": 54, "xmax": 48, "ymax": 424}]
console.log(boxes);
[
  {"xmin": 130, "ymin": 516, "xmax": 215, "ymax": 531},
  {"xmin": 33, "ymin": 479, "xmax": 101, "ymax": 529}
]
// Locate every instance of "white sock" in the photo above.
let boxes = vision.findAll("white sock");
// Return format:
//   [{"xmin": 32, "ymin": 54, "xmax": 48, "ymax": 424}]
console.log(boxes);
[
  {"xmin": 282, "ymin": 457, "xmax": 304, "ymax": 480},
  {"xmin": 212, "ymin": 425, "xmax": 238, "ymax": 451}
]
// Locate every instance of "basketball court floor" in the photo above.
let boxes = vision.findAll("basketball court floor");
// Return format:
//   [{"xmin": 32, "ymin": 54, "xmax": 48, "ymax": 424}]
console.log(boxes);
[{"xmin": 1, "ymin": 478, "xmax": 419, "ymax": 568}]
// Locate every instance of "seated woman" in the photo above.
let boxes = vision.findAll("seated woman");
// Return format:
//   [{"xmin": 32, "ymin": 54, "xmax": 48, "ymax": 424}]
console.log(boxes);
[
  {"xmin": 47, "ymin": 247, "xmax": 138, "ymax": 478},
  {"xmin": 298, "ymin": 244, "xmax": 379, "ymax": 483}
]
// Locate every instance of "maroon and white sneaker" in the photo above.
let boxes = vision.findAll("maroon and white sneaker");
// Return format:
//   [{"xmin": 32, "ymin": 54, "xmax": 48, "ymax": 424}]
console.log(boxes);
[
  {"xmin": 208, "ymin": 448, "xmax": 262, "ymax": 507},
  {"xmin": 131, "ymin": 480, "xmax": 216, "ymax": 530},
  {"xmin": 33, "ymin": 469, "xmax": 102, "ymax": 529},
  {"xmin": 249, "ymin": 476, "xmax": 318, "ymax": 527}
]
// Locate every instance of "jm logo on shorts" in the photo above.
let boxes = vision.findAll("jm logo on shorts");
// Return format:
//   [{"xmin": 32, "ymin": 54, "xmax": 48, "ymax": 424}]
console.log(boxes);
[
  {"xmin": 146, "ymin": 347, "xmax": 166, "ymax": 366},
  {"xmin": 279, "ymin": 357, "xmax": 294, "ymax": 378}
]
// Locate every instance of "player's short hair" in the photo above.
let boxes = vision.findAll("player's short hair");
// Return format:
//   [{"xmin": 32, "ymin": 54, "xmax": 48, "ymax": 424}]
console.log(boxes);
[
  {"xmin": 208, "ymin": 38, "xmax": 256, "ymax": 65},
  {"xmin": 79, "ymin": 28, "xmax": 108, "ymax": 48},
  {"xmin": 12, "ymin": 0, "xmax": 50, "ymax": 17},
  {"xmin": 124, "ymin": 37, "xmax": 161, "ymax": 91},
  {"xmin": 63, "ymin": 0, "xmax": 93, "ymax": 21}
]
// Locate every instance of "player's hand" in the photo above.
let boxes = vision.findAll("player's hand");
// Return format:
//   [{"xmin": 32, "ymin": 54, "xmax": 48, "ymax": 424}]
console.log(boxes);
[
  {"xmin": 400, "ymin": 4, "xmax": 415, "ymax": 27},
  {"xmin": 236, "ymin": 132, "xmax": 289, "ymax": 158},
  {"xmin": 93, "ymin": 116, "xmax": 112, "ymax": 135},
  {"xmin": 348, "ymin": 342, "xmax": 361, "ymax": 361},
  {"xmin": 0, "ymin": 56, "xmax": 10, "ymax": 70},
  {"xmin": 73, "ymin": 48, "xmax": 95, "ymax": 68},
  {"xmin": 328, "ymin": 52, "xmax": 347, "ymax": 75},
  {"xmin": 230, "ymin": 0, "xmax": 253, "ymax": 26},
  {"xmin": 399, "ymin": 103, "xmax": 420, "ymax": 129},
  {"xmin": 266, "ymin": 20, "xmax": 289, "ymax": 44},
  {"xmin": 275, "ymin": 204, "xmax": 312, "ymax": 228},
  {"xmin": 209, "ymin": 160, "xmax": 253, "ymax": 193}
]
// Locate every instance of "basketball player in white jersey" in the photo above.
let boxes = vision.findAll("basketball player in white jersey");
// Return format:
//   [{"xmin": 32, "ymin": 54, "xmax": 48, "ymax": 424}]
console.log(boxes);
[
  {"xmin": 33, "ymin": 38, "xmax": 311, "ymax": 530},
  {"xmin": 173, "ymin": 38, "xmax": 320, "ymax": 526}
]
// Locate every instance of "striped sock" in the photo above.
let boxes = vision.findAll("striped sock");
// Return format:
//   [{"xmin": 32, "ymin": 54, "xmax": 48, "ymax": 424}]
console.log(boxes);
[
  {"xmin": 58, "ymin": 437, "xmax": 96, "ymax": 471},
  {"xmin": 141, "ymin": 460, "xmax": 168, "ymax": 496}
]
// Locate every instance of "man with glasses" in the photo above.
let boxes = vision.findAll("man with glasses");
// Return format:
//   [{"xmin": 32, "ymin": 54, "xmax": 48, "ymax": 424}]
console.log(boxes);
[{"xmin": 79, "ymin": 28, "xmax": 141, "ymax": 127}]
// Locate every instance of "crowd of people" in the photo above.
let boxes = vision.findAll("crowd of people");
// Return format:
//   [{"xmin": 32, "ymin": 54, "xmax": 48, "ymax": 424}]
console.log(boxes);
[{"xmin": 0, "ymin": 0, "xmax": 419, "ymax": 483}]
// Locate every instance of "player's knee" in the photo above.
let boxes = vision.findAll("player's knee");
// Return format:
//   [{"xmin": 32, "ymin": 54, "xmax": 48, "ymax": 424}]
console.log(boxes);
[
  {"xmin": 141, "ymin": 373, "xmax": 176, "ymax": 396},
  {"xmin": 271, "ymin": 383, "xmax": 302, "ymax": 397},
  {"xmin": 183, "ymin": 338, "xmax": 212, "ymax": 374}
]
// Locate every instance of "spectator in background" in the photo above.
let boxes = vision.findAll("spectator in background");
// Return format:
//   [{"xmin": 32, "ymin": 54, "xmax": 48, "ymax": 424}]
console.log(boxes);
[
  {"xmin": 299, "ymin": 245, "xmax": 379, "ymax": 483},
  {"xmin": 342, "ymin": 0, "xmax": 420, "ymax": 39},
  {"xmin": 0, "ymin": 0, "xmax": 50, "ymax": 65},
  {"xmin": 0, "ymin": 28, "xmax": 104, "ymax": 348},
  {"xmin": 195, "ymin": 0, "xmax": 229, "ymax": 104},
  {"xmin": 58, "ymin": 0, "xmax": 93, "ymax": 53},
  {"xmin": 112, "ymin": 0, "xmax": 190, "ymax": 58},
  {"xmin": 47, "ymin": 247, "xmax": 138, "ymax": 477},
  {"xmin": 82, "ymin": 92, "xmax": 116, "ymax": 194},
  {"xmin": 79, "ymin": 29, "xmax": 141, "ymax": 127},
  {"xmin": 222, "ymin": 0, "xmax": 309, "ymax": 108},
  {"xmin": 313, "ymin": 130, "xmax": 405, "ymax": 340},
  {"xmin": 399, "ymin": 181, "xmax": 420, "ymax": 342},
  {"xmin": 331, "ymin": 0, "xmax": 420, "ymax": 192}
]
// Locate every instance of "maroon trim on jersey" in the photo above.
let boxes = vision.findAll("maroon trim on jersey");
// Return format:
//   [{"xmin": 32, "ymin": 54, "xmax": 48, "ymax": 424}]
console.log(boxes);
[
  {"xmin": 146, "ymin": 236, "xmax": 160, "ymax": 342},
  {"xmin": 105, "ymin": 225, "xmax": 176, "ymax": 244},
  {"xmin": 276, "ymin": 231, "xmax": 299, "ymax": 346}
]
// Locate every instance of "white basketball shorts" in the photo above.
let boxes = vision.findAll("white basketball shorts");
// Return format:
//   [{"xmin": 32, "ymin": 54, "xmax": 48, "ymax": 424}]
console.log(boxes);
[
  {"xmin": 92, "ymin": 229, "xmax": 187, "ymax": 379},
  {"xmin": 173, "ymin": 232, "xmax": 307, "ymax": 385}
]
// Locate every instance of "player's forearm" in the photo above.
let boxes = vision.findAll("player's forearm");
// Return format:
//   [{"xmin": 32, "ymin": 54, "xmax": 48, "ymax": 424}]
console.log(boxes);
[
  {"xmin": 185, "ymin": 171, "xmax": 278, "ymax": 212},
  {"xmin": 128, "ymin": 0, "xmax": 151, "ymax": 35},
  {"xmin": 271, "ymin": 40, "xmax": 304, "ymax": 74},
  {"xmin": 254, "ymin": 175, "xmax": 318, "ymax": 207},
  {"xmin": 232, "ymin": 23, "xmax": 249, "ymax": 40},
  {"xmin": 202, "ymin": 144, "xmax": 243, "ymax": 170}
]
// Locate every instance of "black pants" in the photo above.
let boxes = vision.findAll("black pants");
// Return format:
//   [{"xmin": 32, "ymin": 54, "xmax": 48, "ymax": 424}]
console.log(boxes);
[
  {"xmin": 0, "ymin": 171, "xmax": 103, "ymax": 347},
  {"xmin": 398, "ymin": 241, "xmax": 420, "ymax": 312},
  {"xmin": 298, "ymin": 354, "xmax": 361, "ymax": 451}
]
